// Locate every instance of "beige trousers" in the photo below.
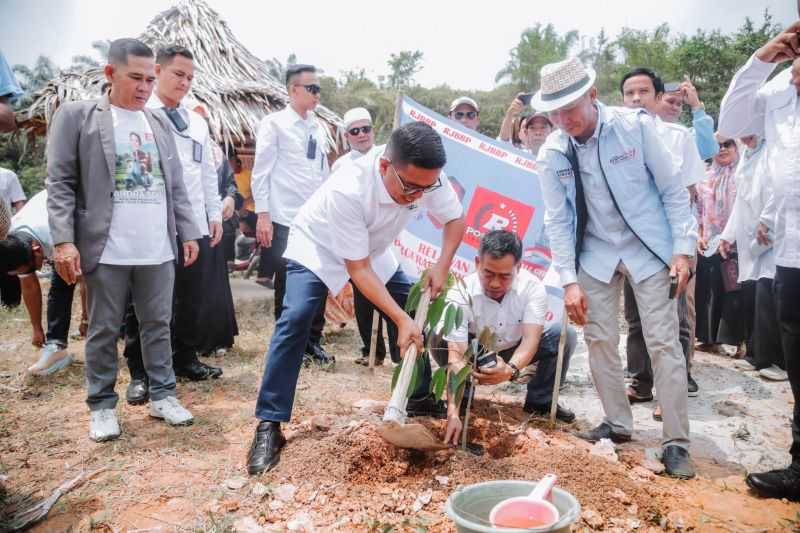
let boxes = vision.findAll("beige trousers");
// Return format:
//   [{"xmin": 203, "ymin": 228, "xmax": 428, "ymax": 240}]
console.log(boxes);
[{"xmin": 580, "ymin": 263, "xmax": 690, "ymax": 449}]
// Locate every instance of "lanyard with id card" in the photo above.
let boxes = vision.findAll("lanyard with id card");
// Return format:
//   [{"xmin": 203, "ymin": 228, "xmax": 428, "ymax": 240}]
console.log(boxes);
[{"xmin": 306, "ymin": 135, "xmax": 317, "ymax": 160}]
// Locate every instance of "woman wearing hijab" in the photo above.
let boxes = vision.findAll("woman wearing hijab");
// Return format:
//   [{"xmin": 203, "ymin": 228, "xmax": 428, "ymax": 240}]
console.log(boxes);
[
  {"xmin": 719, "ymin": 135, "xmax": 786, "ymax": 380},
  {"xmin": 695, "ymin": 135, "xmax": 749, "ymax": 356}
]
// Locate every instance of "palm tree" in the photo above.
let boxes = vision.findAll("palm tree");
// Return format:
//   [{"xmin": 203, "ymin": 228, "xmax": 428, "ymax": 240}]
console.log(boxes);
[
  {"xmin": 12, "ymin": 55, "xmax": 60, "ymax": 107},
  {"xmin": 495, "ymin": 23, "xmax": 579, "ymax": 91},
  {"xmin": 70, "ymin": 40, "xmax": 111, "ymax": 73}
]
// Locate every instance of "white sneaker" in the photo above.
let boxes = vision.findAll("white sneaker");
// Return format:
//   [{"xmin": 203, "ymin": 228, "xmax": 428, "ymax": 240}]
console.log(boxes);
[
  {"xmin": 149, "ymin": 396, "xmax": 194, "ymax": 426},
  {"xmin": 89, "ymin": 409, "xmax": 121, "ymax": 442},
  {"xmin": 28, "ymin": 343, "xmax": 74, "ymax": 375},
  {"xmin": 759, "ymin": 365, "xmax": 789, "ymax": 382}
]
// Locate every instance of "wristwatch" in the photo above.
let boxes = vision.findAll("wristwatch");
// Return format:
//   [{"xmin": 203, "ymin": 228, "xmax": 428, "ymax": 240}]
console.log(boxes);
[{"xmin": 508, "ymin": 362, "xmax": 520, "ymax": 382}]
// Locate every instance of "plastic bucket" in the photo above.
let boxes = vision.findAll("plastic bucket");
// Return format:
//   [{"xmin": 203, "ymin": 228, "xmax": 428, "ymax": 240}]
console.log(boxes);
[{"xmin": 445, "ymin": 480, "xmax": 581, "ymax": 532}]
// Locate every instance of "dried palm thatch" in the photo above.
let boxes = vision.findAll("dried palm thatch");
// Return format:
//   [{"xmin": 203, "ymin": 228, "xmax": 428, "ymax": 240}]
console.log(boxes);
[{"xmin": 17, "ymin": 0, "xmax": 345, "ymax": 154}]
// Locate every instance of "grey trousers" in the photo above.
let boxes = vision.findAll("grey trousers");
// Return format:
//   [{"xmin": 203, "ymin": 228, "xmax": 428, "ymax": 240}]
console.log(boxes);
[
  {"xmin": 580, "ymin": 264, "xmax": 690, "ymax": 449},
  {"xmin": 626, "ymin": 256, "xmax": 696, "ymax": 395},
  {"xmin": 84, "ymin": 261, "xmax": 176, "ymax": 410}
]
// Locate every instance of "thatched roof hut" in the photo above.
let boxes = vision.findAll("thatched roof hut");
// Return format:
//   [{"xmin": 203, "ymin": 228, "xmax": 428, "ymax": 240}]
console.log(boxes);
[{"xmin": 17, "ymin": 0, "xmax": 345, "ymax": 163}]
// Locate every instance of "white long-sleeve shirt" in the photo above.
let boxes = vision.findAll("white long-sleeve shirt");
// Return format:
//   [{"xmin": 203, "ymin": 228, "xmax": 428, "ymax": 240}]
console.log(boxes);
[
  {"xmin": 656, "ymin": 117, "xmax": 706, "ymax": 189},
  {"xmin": 718, "ymin": 55, "xmax": 800, "ymax": 269},
  {"xmin": 720, "ymin": 142, "xmax": 775, "ymax": 282},
  {"xmin": 146, "ymin": 94, "xmax": 222, "ymax": 236},
  {"xmin": 251, "ymin": 106, "xmax": 330, "ymax": 226}
]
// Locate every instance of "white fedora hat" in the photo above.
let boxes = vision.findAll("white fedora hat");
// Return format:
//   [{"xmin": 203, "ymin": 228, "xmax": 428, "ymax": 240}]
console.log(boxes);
[{"xmin": 531, "ymin": 57, "xmax": 597, "ymax": 113}]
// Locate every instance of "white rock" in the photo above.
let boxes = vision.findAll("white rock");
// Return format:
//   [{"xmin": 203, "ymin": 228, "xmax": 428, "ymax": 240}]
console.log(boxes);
[
  {"xmin": 273, "ymin": 483, "xmax": 296, "ymax": 502},
  {"xmin": 225, "ymin": 477, "xmax": 249, "ymax": 490},
  {"xmin": 589, "ymin": 438, "xmax": 618, "ymax": 462},
  {"xmin": 581, "ymin": 508, "xmax": 604, "ymax": 528},
  {"xmin": 610, "ymin": 488, "xmax": 631, "ymax": 504},
  {"xmin": 286, "ymin": 512, "xmax": 315, "ymax": 532},
  {"xmin": 412, "ymin": 489, "xmax": 433, "ymax": 512},
  {"xmin": 268, "ymin": 500, "xmax": 284, "ymax": 511},
  {"xmin": 233, "ymin": 516, "xmax": 265, "ymax": 533},
  {"xmin": 434, "ymin": 475, "xmax": 450, "ymax": 486},
  {"xmin": 251, "ymin": 482, "xmax": 270, "ymax": 497}
]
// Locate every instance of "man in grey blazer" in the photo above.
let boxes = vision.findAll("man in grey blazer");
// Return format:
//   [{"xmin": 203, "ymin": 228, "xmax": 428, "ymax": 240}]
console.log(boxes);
[{"xmin": 47, "ymin": 38, "xmax": 202, "ymax": 442}]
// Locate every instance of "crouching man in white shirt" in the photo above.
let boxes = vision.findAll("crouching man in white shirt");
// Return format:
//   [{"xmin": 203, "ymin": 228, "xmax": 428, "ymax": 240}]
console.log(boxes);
[
  {"xmin": 440, "ymin": 230, "xmax": 576, "ymax": 445},
  {"xmin": 246, "ymin": 122, "xmax": 466, "ymax": 475}
]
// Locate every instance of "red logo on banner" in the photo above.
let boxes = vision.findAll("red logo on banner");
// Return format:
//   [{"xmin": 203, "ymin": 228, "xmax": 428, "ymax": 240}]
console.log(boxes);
[{"xmin": 463, "ymin": 187, "xmax": 535, "ymax": 249}]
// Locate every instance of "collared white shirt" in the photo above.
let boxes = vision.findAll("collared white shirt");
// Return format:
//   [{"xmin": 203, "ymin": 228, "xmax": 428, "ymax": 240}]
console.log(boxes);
[
  {"xmin": 443, "ymin": 269, "xmax": 547, "ymax": 351},
  {"xmin": 10, "ymin": 190, "xmax": 53, "ymax": 260},
  {"xmin": 331, "ymin": 143, "xmax": 385, "ymax": 174},
  {"xmin": 146, "ymin": 94, "xmax": 221, "ymax": 236},
  {"xmin": 719, "ymin": 55, "xmax": 800, "ymax": 269},
  {"xmin": 251, "ymin": 106, "xmax": 330, "ymax": 226},
  {"xmin": 571, "ymin": 106, "xmax": 666, "ymax": 284},
  {"xmin": 0, "ymin": 167, "xmax": 25, "ymax": 207},
  {"xmin": 284, "ymin": 151, "xmax": 463, "ymax": 295},
  {"xmin": 656, "ymin": 117, "xmax": 705, "ymax": 188}
]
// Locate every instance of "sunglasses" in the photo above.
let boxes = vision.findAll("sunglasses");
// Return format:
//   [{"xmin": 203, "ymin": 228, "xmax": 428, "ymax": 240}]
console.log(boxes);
[
  {"xmin": 719, "ymin": 140, "xmax": 736, "ymax": 149},
  {"xmin": 389, "ymin": 162, "xmax": 442, "ymax": 195},
  {"xmin": 347, "ymin": 125, "xmax": 372, "ymax": 136},
  {"xmin": 453, "ymin": 111, "xmax": 478, "ymax": 120},
  {"xmin": 297, "ymin": 84, "xmax": 321, "ymax": 95}
]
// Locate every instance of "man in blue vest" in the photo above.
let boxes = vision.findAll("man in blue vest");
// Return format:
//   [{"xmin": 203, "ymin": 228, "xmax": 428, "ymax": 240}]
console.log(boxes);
[{"xmin": 534, "ymin": 57, "xmax": 697, "ymax": 479}]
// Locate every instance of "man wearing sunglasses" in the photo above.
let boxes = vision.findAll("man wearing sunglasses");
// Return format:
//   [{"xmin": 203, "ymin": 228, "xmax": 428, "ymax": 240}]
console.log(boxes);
[
  {"xmin": 247, "ymin": 122, "xmax": 465, "ymax": 475},
  {"xmin": 252, "ymin": 63, "xmax": 332, "ymax": 366},
  {"xmin": 331, "ymin": 107, "xmax": 383, "ymax": 173},
  {"xmin": 448, "ymin": 96, "xmax": 480, "ymax": 131}
]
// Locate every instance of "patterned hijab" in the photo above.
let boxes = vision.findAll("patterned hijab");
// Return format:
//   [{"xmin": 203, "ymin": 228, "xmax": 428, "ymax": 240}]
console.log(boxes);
[{"xmin": 699, "ymin": 147, "xmax": 739, "ymax": 237}]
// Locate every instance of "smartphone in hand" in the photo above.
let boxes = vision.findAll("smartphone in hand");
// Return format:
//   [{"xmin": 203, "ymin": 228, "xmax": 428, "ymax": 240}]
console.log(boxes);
[
  {"xmin": 668, "ymin": 275, "xmax": 678, "ymax": 299},
  {"xmin": 517, "ymin": 93, "xmax": 533, "ymax": 106}
]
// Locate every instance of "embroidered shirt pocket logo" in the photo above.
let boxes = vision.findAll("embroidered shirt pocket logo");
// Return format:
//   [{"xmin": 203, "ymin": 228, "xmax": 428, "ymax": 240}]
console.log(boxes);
[{"xmin": 609, "ymin": 147, "xmax": 637, "ymax": 165}]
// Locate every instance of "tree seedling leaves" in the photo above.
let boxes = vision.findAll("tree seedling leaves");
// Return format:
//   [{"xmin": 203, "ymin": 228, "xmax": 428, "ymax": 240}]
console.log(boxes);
[
  {"xmin": 442, "ymin": 304, "xmax": 456, "ymax": 337},
  {"xmin": 405, "ymin": 282, "xmax": 422, "ymax": 313},
  {"xmin": 406, "ymin": 354, "xmax": 426, "ymax": 399},
  {"xmin": 426, "ymin": 297, "xmax": 447, "ymax": 332},
  {"xmin": 454, "ymin": 306, "xmax": 464, "ymax": 330},
  {"xmin": 430, "ymin": 367, "xmax": 447, "ymax": 399}
]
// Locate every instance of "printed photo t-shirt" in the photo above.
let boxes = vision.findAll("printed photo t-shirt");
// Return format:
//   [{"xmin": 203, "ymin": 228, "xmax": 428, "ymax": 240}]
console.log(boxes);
[{"xmin": 99, "ymin": 105, "xmax": 174, "ymax": 265}]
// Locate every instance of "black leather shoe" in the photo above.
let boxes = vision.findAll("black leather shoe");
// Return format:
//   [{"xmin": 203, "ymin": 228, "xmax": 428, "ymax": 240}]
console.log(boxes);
[
  {"xmin": 687, "ymin": 374, "xmax": 699, "ymax": 397},
  {"xmin": 174, "ymin": 360, "xmax": 223, "ymax": 381},
  {"xmin": 524, "ymin": 403, "xmax": 576, "ymax": 423},
  {"xmin": 305, "ymin": 343, "xmax": 335, "ymax": 367},
  {"xmin": 662, "ymin": 445, "xmax": 696, "ymax": 479},
  {"xmin": 247, "ymin": 421, "xmax": 286, "ymax": 476},
  {"xmin": 575, "ymin": 422, "xmax": 632, "ymax": 444},
  {"xmin": 406, "ymin": 394, "xmax": 447, "ymax": 419},
  {"xmin": 746, "ymin": 467, "xmax": 800, "ymax": 501},
  {"xmin": 626, "ymin": 386, "xmax": 653, "ymax": 403},
  {"xmin": 126, "ymin": 376, "xmax": 149, "ymax": 405}
]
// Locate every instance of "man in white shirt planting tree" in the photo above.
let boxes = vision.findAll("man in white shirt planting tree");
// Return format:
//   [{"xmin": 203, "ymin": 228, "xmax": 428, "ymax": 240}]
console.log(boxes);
[{"xmin": 246, "ymin": 122, "xmax": 465, "ymax": 475}]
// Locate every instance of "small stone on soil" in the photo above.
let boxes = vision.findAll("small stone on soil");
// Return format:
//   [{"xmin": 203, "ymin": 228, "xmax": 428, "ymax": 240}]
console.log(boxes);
[
  {"xmin": 225, "ymin": 476, "xmax": 249, "ymax": 490},
  {"xmin": 273, "ymin": 483, "xmax": 297, "ymax": 502}
]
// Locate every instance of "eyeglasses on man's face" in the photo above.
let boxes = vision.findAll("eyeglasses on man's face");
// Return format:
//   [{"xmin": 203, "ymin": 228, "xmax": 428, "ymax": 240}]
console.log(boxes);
[
  {"xmin": 389, "ymin": 162, "xmax": 442, "ymax": 195},
  {"xmin": 719, "ymin": 140, "xmax": 736, "ymax": 150},
  {"xmin": 453, "ymin": 111, "xmax": 478, "ymax": 120},
  {"xmin": 348, "ymin": 125, "xmax": 372, "ymax": 136}
]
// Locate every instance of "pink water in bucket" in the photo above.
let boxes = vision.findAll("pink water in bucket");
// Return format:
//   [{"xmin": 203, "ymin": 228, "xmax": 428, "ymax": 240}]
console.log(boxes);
[{"xmin": 489, "ymin": 474, "xmax": 559, "ymax": 529}]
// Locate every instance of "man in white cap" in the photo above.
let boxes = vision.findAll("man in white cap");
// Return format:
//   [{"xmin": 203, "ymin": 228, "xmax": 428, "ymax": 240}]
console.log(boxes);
[
  {"xmin": 448, "ymin": 96, "xmax": 480, "ymax": 131},
  {"xmin": 331, "ymin": 107, "xmax": 383, "ymax": 173},
  {"xmin": 533, "ymin": 57, "xmax": 697, "ymax": 478}
]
